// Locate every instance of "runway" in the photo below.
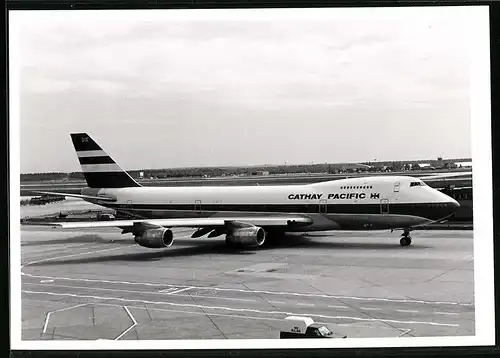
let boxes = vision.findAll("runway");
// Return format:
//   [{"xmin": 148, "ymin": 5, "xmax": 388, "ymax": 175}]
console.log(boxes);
[{"xmin": 20, "ymin": 227, "xmax": 474, "ymax": 341}]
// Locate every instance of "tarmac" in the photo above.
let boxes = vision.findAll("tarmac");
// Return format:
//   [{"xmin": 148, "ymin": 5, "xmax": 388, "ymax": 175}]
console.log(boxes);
[{"xmin": 20, "ymin": 224, "xmax": 475, "ymax": 341}]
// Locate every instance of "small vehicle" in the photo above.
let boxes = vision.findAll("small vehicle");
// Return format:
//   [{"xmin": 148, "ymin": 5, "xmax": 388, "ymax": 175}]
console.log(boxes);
[
  {"xmin": 97, "ymin": 213, "xmax": 115, "ymax": 221},
  {"xmin": 279, "ymin": 316, "xmax": 345, "ymax": 339}
]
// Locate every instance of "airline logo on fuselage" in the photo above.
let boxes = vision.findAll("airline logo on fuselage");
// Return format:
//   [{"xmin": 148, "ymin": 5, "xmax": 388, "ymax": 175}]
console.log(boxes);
[{"xmin": 287, "ymin": 192, "xmax": 380, "ymax": 200}]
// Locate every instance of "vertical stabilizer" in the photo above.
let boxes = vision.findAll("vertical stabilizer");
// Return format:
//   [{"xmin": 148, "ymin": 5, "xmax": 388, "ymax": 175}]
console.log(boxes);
[{"xmin": 70, "ymin": 133, "xmax": 141, "ymax": 188}]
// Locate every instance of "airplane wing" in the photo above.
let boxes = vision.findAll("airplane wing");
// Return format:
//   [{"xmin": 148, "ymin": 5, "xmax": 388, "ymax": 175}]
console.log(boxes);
[
  {"xmin": 46, "ymin": 215, "xmax": 314, "ymax": 229},
  {"xmin": 33, "ymin": 191, "xmax": 117, "ymax": 202}
]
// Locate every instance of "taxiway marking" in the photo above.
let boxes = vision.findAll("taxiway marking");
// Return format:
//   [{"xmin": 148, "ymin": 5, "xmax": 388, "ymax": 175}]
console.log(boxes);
[
  {"xmin": 21, "ymin": 245, "xmax": 135, "ymax": 270},
  {"xmin": 297, "ymin": 303, "xmax": 315, "ymax": 307},
  {"xmin": 93, "ymin": 301, "xmax": 286, "ymax": 324},
  {"xmin": 22, "ymin": 289, "xmax": 461, "ymax": 327},
  {"xmin": 360, "ymin": 307, "xmax": 382, "ymax": 311},
  {"xmin": 166, "ymin": 287, "xmax": 193, "ymax": 295},
  {"xmin": 396, "ymin": 309, "xmax": 419, "ymax": 313},
  {"xmin": 158, "ymin": 287, "xmax": 181, "ymax": 294},
  {"xmin": 22, "ymin": 243, "xmax": 89, "ymax": 255},
  {"xmin": 24, "ymin": 282, "xmax": 258, "ymax": 303},
  {"xmin": 399, "ymin": 329, "xmax": 413, "ymax": 337},
  {"xmin": 115, "ymin": 306, "xmax": 138, "ymax": 340},
  {"xmin": 21, "ymin": 234, "xmax": 193, "ymax": 270},
  {"xmin": 42, "ymin": 303, "xmax": 89, "ymax": 334},
  {"xmin": 434, "ymin": 312, "xmax": 460, "ymax": 316},
  {"xmin": 337, "ymin": 323, "xmax": 405, "ymax": 331},
  {"xmin": 20, "ymin": 273, "xmax": 473, "ymax": 307}
]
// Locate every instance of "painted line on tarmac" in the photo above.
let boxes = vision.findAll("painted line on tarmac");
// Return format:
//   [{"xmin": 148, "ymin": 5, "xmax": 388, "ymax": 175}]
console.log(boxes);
[
  {"xmin": 101, "ymin": 302, "xmax": 285, "ymax": 324},
  {"xmin": 22, "ymin": 289, "xmax": 460, "ymax": 327},
  {"xmin": 22, "ymin": 244, "xmax": 115, "ymax": 263},
  {"xmin": 167, "ymin": 287, "xmax": 193, "ymax": 295},
  {"xmin": 21, "ymin": 245, "xmax": 136, "ymax": 271},
  {"xmin": 20, "ymin": 273, "xmax": 473, "ymax": 307},
  {"xmin": 337, "ymin": 323, "xmax": 405, "ymax": 331},
  {"xmin": 158, "ymin": 287, "xmax": 182, "ymax": 294},
  {"xmin": 22, "ymin": 232, "xmax": 190, "ymax": 272},
  {"xmin": 23, "ymin": 282, "xmax": 466, "ymax": 313},
  {"xmin": 114, "ymin": 306, "xmax": 138, "ymax": 340},
  {"xmin": 42, "ymin": 303, "xmax": 89, "ymax": 334},
  {"xmin": 23, "ymin": 282, "xmax": 258, "ymax": 303},
  {"xmin": 22, "ymin": 243, "xmax": 90, "ymax": 255}
]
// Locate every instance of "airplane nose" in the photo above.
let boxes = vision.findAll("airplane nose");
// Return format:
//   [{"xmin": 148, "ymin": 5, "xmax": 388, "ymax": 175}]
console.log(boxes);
[
  {"xmin": 444, "ymin": 199, "xmax": 460, "ymax": 218},
  {"xmin": 451, "ymin": 199, "xmax": 460, "ymax": 208}
]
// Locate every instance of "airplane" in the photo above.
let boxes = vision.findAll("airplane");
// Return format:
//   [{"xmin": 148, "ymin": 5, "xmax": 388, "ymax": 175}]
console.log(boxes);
[{"xmin": 34, "ymin": 133, "xmax": 461, "ymax": 249}]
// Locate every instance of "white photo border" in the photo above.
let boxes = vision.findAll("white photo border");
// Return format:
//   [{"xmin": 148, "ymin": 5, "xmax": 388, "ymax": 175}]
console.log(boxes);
[{"xmin": 8, "ymin": 5, "xmax": 495, "ymax": 350}]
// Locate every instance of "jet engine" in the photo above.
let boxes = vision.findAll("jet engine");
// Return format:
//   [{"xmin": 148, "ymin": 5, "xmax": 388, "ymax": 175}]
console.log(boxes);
[
  {"xmin": 226, "ymin": 226, "xmax": 266, "ymax": 247},
  {"xmin": 134, "ymin": 228, "xmax": 174, "ymax": 248}
]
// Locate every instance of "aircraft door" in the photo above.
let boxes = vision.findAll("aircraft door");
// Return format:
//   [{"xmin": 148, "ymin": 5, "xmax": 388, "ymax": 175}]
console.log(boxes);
[
  {"xmin": 126, "ymin": 200, "xmax": 132, "ymax": 209},
  {"xmin": 194, "ymin": 200, "xmax": 201, "ymax": 213},
  {"xmin": 380, "ymin": 199, "xmax": 389, "ymax": 214},
  {"xmin": 319, "ymin": 199, "xmax": 327, "ymax": 214},
  {"xmin": 393, "ymin": 181, "xmax": 400, "ymax": 192}
]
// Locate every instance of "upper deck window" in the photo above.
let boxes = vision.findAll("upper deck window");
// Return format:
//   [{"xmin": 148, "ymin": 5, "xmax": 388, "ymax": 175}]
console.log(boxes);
[{"xmin": 410, "ymin": 181, "xmax": 427, "ymax": 187}]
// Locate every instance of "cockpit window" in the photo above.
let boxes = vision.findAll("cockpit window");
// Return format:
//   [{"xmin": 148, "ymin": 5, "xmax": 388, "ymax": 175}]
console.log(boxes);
[{"xmin": 410, "ymin": 181, "xmax": 427, "ymax": 187}]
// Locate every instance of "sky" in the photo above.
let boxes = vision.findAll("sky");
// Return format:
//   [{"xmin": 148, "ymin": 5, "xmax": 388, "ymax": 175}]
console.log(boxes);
[{"xmin": 12, "ymin": 8, "xmax": 478, "ymax": 173}]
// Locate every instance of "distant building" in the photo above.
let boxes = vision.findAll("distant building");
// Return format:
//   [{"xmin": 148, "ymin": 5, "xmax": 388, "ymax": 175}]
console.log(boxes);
[
  {"xmin": 251, "ymin": 171, "xmax": 270, "ymax": 176},
  {"xmin": 454, "ymin": 161, "xmax": 472, "ymax": 168},
  {"xmin": 415, "ymin": 163, "xmax": 435, "ymax": 170}
]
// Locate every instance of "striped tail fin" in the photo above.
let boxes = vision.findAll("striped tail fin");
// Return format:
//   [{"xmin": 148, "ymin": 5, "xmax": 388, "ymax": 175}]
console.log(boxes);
[{"xmin": 70, "ymin": 133, "xmax": 141, "ymax": 188}]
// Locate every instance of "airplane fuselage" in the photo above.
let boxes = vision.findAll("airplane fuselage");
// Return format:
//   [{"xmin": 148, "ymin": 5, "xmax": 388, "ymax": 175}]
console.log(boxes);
[{"xmin": 81, "ymin": 175, "xmax": 459, "ymax": 232}]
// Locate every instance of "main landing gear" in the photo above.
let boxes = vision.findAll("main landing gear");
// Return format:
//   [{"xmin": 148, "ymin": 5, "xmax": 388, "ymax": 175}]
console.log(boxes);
[{"xmin": 400, "ymin": 229, "xmax": 412, "ymax": 247}]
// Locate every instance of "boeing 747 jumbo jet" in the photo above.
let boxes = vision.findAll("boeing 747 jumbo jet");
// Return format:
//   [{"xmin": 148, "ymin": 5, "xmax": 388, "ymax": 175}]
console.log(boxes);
[{"xmin": 35, "ymin": 133, "xmax": 461, "ymax": 249}]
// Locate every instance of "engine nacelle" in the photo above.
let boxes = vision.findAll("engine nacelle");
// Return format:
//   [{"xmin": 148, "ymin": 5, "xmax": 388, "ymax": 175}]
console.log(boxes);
[
  {"xmin": 226, "ymin": 226, "xmax": 266, "ymax": 247},
  {"xmin": 134, "ymin": 228, "xmax": 174, "ymax": 248}
]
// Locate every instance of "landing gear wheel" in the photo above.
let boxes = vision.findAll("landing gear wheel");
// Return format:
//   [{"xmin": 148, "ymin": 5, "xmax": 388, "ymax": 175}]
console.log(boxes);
[{"xmin": 400, "ymin": 236, "xmax": 412, "ymax": 247}]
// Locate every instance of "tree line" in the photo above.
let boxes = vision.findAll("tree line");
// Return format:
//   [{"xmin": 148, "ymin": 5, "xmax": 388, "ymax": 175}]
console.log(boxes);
[{"xmin": 20, "ymin": 157, "xmax": 471, "ymax": 182}]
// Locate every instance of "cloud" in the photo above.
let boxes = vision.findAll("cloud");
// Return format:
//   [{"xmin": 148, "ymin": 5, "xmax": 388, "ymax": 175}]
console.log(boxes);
[{"xmin": 14, "ymin": 8, "xmax": 474, "ymax": 172}]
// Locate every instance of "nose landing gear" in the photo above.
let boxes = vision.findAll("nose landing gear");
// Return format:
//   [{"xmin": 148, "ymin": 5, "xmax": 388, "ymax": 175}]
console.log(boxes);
[{"xmin": 400, "ymin": 229, "xmax": 412, "ymax": 247}]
